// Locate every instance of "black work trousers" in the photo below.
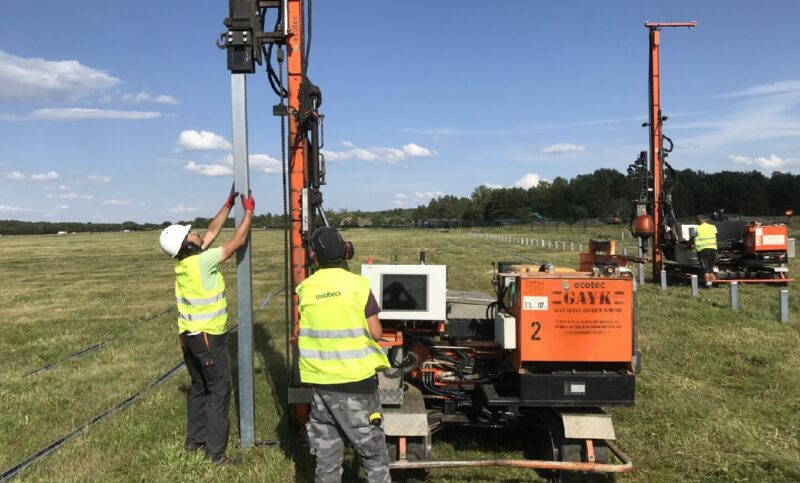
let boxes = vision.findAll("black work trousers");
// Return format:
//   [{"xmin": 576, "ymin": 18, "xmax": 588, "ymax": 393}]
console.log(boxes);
[{"xmin": 180, "ymin": 332, "xmax": 231, "ymax": 456}]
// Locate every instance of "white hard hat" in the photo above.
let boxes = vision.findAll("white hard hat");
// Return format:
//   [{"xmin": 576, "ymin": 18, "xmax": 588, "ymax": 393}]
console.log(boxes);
[{"xmin": 159, "ymin": 224, "xmax": 191, "ymax": 258}]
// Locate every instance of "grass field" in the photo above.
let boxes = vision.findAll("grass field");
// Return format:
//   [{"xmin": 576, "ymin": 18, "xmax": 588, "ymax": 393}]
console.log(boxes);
[{"xmin": 1, "ymin": 227, "xmax": 799, "ymax": 482}]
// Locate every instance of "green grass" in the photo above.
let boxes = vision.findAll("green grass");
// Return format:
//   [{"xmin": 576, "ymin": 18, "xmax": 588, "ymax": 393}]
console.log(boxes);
[{"xmin": 1, "ymin": 227, "xmax": 798, "ymax": 482}]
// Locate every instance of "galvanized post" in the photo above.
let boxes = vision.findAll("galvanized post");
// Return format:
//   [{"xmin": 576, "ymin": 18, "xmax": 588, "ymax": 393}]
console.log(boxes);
[
  {"xmin": 571, "ymin": 241, "xmax": 574, "ymax": 251},
  {"xmin": 690, "ymin": 275, "xmax": 699, "ymax": 297},
  {"xmin": 638, "ymin": 237, "xmax": 645, "ymax": 284},
  {"xmin": 780, "ymin": 289, "xmax": 789, "ymax": 323},
  {"xmin": 660, "ymin": 270, "xmax": 667, "ymax": 290},
  {"xmin": 579, "ymin": 243, "xmax": 582, "ymax": 252},
  {"xmin": 623, "ymin": 247, "xmax": 628, "ymax": 256},
  {"xmin": 730, "ymin": 282, "xmax": 738, "ymax": 311},
  {"xmin": 231, "ymin": 73, "xmax": 254, "ymax": 448}
]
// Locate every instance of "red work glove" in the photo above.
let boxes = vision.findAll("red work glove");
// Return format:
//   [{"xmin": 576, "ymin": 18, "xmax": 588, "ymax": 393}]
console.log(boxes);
[
  {"xmin": 241, "ymin": 194, "xmax": 255, "ymax": 212},
  {"xmin": 224, "ymin": 190, "xmax": 239, "ymax": 209}
]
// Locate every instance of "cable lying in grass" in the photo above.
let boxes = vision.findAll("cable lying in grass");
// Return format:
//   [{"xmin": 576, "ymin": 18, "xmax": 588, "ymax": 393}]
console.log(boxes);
[
  {"xmin": 0, "ymin": 361, "xmax": 185, "ymax": 482},
  {"xmin": 0, "ymin": 289, "xmax": 286, "ymax": 480},
  {"xmin": 1, "ymin": 307, "xmax": 175, "ymax": 388}
]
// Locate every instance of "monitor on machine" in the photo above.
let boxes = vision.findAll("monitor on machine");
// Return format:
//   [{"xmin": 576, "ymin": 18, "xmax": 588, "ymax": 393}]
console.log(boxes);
[{"xmin": 361, "ymin": 264, "xmax": 447, "ymax": 321}]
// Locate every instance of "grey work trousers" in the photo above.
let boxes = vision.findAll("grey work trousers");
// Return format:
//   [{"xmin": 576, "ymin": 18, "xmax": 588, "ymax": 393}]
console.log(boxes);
[
  {"xmin": 180, "ymin": 332, "xmax": 231, "ymax": 456},
  {"xmin": 306, "ymin": 387, "xmax": 391, "ymax": 483}
]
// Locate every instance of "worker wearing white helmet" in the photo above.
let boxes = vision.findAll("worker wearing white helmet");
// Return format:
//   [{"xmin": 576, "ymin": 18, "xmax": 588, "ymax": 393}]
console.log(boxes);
[{"xmin": 159, "ymin": 189, "xmax": 255, "ymax": 466}]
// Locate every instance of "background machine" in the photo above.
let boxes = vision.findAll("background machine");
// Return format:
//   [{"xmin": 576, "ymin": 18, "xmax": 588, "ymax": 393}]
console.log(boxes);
[
  {"xmin": 221, "ymin": 1, "xmax": 636, "ymax": 480},
  {"xmin": 629, "ymin": 22, "xmax": 791, "ymax": 284}
]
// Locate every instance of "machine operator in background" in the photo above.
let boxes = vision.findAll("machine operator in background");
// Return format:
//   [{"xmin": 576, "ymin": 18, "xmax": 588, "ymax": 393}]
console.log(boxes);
[
  {"xmin": 296, "ymin": 227, "xmax": 391, "ymax": 483},
  {"xmin": 692, "ymin": 214, "xmax": 718, "ymax": 287},
  {"xmin": 158, "ymin": 190, "xmax": 255, "ymax": 466}
]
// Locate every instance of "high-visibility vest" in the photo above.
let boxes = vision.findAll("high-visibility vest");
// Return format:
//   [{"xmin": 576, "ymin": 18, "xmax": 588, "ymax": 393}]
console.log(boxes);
[
  {"xmin": 694, "ymin": 223, "xmax": 718, "ymax": 252},
  {"xmin": 296, "ymin": 268, "xmax": 389, "ymax": 385},
  {"xmin": 174, "ymin": 253, "xmax": 227, "ymax": 335}
]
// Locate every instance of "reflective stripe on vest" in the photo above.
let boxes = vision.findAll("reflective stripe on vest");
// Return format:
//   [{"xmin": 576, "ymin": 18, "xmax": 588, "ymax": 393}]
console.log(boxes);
[
  {"xmin": 695, "ymin": 223, "xmax": 718, "ymax": 252},
  {"xmin": 178, "ymin": 307, "xmax": 228, "ymax": 322},
  {"xmin": 174, "ymin": 251, "xmax": 227, "ymax": 335},
  {"xmin": 176, "ymin": 292, "xmax": 225, "ymax": 306},
  {"xmin": 300, "ymin": 345, "xmax": 386, "ymax": 361},
  {"xmin": 296, "ymin": 268, "xmax": 389, "ymax": 385}
]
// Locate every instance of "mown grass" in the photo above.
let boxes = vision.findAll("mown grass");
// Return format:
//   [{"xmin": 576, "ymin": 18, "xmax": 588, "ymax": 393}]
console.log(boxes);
[{"xmin": 1, "ymin": 227, "xmax": 798, "ymax": 482}]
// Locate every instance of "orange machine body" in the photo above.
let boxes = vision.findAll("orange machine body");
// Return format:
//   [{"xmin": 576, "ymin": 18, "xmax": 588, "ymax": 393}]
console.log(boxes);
[
  {"xmin": 508, "ymin": 273, "xmax": 634, "ymax": 369},
  {"xmin": 743, "ymin": 224, "xmax": 788, "ymax": 253}
]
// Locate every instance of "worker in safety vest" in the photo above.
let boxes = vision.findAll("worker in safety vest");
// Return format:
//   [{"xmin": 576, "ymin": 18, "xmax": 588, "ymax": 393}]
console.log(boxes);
[
  {"xmin": 158, "ymin": 189, "xmax": 255, "ymax": 466},
  {"xmin": 297, "ymin": 227, "xmax": 391, "ymax": 483},
  {"xmin": 692, "ymin": 214, "xmax": 718, "ymax": 287}
]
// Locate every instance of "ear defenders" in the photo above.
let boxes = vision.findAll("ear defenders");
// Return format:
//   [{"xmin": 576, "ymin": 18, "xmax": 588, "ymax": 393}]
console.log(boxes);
[{"xmin": 308, "ymin": 226, "xmax": 354, "ymax": 265}]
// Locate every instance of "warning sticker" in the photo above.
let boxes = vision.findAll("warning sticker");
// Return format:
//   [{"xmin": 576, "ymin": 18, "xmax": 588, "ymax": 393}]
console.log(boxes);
[{"xmin": 523, "ymin": 296, "xmax": 548, "ymax": 311}]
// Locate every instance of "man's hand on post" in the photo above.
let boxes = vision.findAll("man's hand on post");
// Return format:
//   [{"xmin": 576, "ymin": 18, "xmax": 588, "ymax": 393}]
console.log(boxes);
[
  {"xmin": 224, "ymin": 190, "xmax": 240, "ymax": 209},
  {"xmin": 241, "ymin": 194, "xmax": 256, "ymax": 213}
]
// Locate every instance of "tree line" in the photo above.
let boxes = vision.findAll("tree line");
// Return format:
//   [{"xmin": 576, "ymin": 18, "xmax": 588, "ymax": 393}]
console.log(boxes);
[{"xmin": 2, "ymin": 169, "xmax": 798, "ymax": 235}]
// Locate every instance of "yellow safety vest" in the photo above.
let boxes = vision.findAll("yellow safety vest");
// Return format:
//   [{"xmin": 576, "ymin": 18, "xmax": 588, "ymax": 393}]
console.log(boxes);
[
  {"xmin": 694, "ymin": 223, "xmax": 718, "ymax": 252},
  {"xmin": 296, "ymin": 268, "xmax": 389, "ymax": 385},
  {"xmin": 174, "ymin": 253, "xmax": 227, "ymax": 335}
]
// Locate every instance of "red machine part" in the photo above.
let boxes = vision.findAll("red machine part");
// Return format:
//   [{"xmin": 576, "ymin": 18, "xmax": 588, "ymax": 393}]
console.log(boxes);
[
  {"xmin": 744, "ymin": 224, "xmax": 788, "ymax": 253},
  {"xmin": 508, "ymin": 273, "xmax": 634, "ymax": 369}
]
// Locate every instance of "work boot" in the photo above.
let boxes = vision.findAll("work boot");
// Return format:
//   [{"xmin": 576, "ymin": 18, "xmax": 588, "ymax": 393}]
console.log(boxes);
[
  {"xmin": 184, "ymin": 441, "xmax": 204, "ymax": 453},
  {"xmin": 206, "ymin": 452, "xmax": 240, "ymax": 466}
]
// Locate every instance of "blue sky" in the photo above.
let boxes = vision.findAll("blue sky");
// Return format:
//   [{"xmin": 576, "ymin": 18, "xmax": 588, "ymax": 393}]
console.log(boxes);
[{"xmin": 1, "ymin": 0, "xmax": 799, "ymax": 223}]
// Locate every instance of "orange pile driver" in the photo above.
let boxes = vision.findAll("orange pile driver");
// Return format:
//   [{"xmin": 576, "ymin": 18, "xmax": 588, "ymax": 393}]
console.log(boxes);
[{"xmin": 629, "ymin": 22, "xmax": 791, "ymax": 284}]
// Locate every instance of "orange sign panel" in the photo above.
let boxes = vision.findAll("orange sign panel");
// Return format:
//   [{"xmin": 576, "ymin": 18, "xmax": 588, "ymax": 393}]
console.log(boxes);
[{"xmin": 510, "ymin": 276, "xmax": 633, "ymax": 365}]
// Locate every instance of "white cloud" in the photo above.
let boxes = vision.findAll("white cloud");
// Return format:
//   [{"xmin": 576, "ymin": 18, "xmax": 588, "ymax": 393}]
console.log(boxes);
[
  {"xmin": 170, "ymin": 203, "xmax": 198, "ymax": 214},
  {"xmin": 56, "ymin": 205, "xmax": 69, "ymax": 210},
  {"xmin": 249, "ymin": 154, "xmax": 281, "ymax": 174},
  {"xmin": 177, "ymin": 130, "xmax": 232, "ymax": 151},
  {"xmin": 481, "ymin": 183, "xmax": 504, "ymax": 189},
  {"xmin": 715, "ymin": 80, "xmax": 800, "ymax": 99},
  {"xmin": 49, "ymin": 191, "xmax": 93, "ymax": 200},
  {"xmin": 391, "ymin": 193, "xmax": 409, "ymax": 208},
  {"xmin": 0, "ymin": 204, "xmax": 31, "ymax": 212},
  {"xmin": 30, "ymin": 171, "xmax": 59, "ymax": 181},
  {"xmin": 122, "ymin": 92, "xmax": 179, "ymax": 105},
  {"xmin": 5, "ymin": 171, "xmax": 25, "ymax": 180},
  {"xmin": 675, "ymin": 80, "xmax": 800, "ymax": 149},
  {"xmin": 185, "ymin": 161, "xmax": 233, "ymax": 177},
  {"xmin": 729, "ymin": 154, "xmax": 794, "ymax": 170},
  {"xmin": 322, "ymin": 141, "xmax": 437, "ymax": 165},
  {"xmin": 1, "ymin": 108, "xmax": 162, "ymax": 122},
  {"xmin": 541, "ymin": 143, "xmax": 586, "ymax": 154},
  {"xmin": 0, "ymin": 50, "xmax": 120, "ymax": 102},
  {"xmin": 415, "ymin": 191, "xmax": 444, "ymax": 200},
  {"xmin": 102, "ymin": 199, "xmax": 132, "ymax": 205},
  {"xmin": 401, "ymin": 143, "xmax": 435, "ymax": 157},
  {"xmin": 88, "ymin": 174, "xmax": 111, "ymax": 183},
  {"xmin": 514, "ymin": 173, "xmax": 542, "ymax": 189}
]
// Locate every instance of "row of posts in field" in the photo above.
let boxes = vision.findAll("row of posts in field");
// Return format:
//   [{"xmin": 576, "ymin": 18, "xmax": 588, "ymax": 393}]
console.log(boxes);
[
  {"xmin": 467, "ymin": 231, "xmax": 636, "ymax": 254},
  {"xmin": 678, "ymin": 273, "xmax": 791, "ymax": 323},
  {"xmin": 468, "ymin": 232, "xmax": 792, "ymax": 323}
]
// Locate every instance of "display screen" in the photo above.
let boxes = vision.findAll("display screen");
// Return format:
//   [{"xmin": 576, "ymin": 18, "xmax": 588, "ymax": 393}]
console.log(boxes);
[{"xmin": 381, "ymin": 274, "xmax": 428, "ymax": 311}]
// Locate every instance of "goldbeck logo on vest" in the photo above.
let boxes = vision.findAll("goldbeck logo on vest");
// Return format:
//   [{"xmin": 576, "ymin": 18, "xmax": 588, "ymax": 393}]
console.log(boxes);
[{"xmin": 315, "ymin": 290, "xmax": 342, "ymax": 301}]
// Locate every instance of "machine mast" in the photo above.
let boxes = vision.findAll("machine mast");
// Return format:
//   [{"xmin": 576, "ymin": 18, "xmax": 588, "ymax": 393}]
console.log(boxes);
[{"xmin": 644, "ymin": 22, "xmax": 696, "ymax": 277}]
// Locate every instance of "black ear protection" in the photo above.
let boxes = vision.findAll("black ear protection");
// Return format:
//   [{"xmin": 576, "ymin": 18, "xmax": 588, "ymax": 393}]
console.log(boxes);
[{"xmin": 308, "ymin": 226, "xmax": 354, "ymax": 265}]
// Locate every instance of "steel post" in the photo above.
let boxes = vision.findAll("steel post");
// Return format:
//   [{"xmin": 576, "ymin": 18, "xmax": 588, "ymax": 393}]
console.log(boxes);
[
  {"xmin": 231, "ymin": 73, "xmax": 255, "ymax": 447},
  {"xmin": 690, "ymin": 275, "xmax": 698, "ymax": 297},
  {"xmin": 780, "ymin": 289, "xmax": 789, "ymax": 323},
  {"xmin": 730, "ymin": 282, "xmax": 738, "ymax": 311},
  {"xmin": 660, "ymin": 270, "xmax": 667, "ymax": 290}
]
